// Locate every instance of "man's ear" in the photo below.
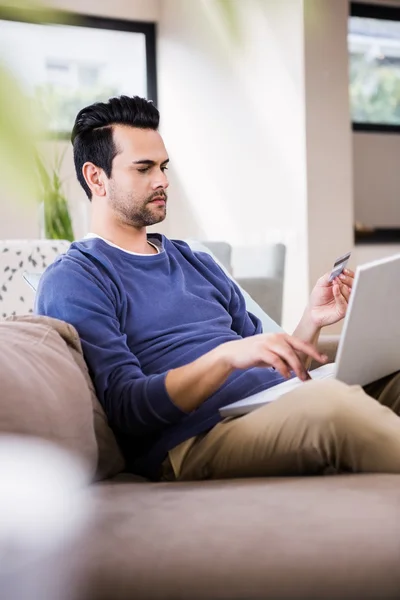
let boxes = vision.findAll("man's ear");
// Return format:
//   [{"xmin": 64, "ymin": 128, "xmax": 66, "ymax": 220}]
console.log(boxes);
[{"xmin": 82, "ymin": 162, "xmax": 107, "ymax": 197}]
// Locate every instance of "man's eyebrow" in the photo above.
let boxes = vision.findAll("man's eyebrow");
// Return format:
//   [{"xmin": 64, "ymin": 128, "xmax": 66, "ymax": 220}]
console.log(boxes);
[{"xmin": 132, "ymin": 158, "xmax": 170, "ymax": 166}]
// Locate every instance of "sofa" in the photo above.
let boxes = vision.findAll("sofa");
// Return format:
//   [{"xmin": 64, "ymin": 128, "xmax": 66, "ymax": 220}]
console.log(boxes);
[{"xmin": 1, "ymin": 241, "xmax": 400, "ymax": 599}]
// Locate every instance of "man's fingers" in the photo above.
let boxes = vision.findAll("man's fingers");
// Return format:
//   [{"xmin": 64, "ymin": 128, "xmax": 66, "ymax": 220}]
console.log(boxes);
[
  {"xmin": 269, "ymin": 342, "xmax": 309, "ymax": 381},
  {"xmin": 333, "ymin": 281, "xmax": 348, "ymax": 308},
  {"xmin": 339, "ymin": 273, "xmax": 354, "ymax": 289},
  {"xmin": 343, "ymin": 268, "xmax": 355, "ymax": 278},
  {"xmin": 339, "ymin": 282, "xmax": 351, "ymax": 303},
  {"xmin": 286, "ymin": 335, "xmax": 328, "ymax": 363},
  {"xmin": 265, "ymin": 353, "xmax": 292, "ymax": 379},
  {"xmin": 267, "ymin": 338, "xmax": 317, "ymax": 380}
]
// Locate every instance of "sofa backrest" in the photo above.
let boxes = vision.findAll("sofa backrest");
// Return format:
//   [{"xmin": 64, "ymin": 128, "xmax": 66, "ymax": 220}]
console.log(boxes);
[{"xmin": 0, "ymin": 239, "xmax": 71, "ymax": 319}]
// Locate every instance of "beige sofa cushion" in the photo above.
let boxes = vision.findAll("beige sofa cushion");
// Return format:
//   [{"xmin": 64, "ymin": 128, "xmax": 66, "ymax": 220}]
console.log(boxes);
[
  {"xmin": 82, "ymin": 474, "xmax": 400, "ymax": 599},
  {"xmin": 4, "ymin": 315, "xmax": 125, "ymax": 481},
  {"xmin": 0, "ymin": 319, "xmax": 97, "ymax": 477}
]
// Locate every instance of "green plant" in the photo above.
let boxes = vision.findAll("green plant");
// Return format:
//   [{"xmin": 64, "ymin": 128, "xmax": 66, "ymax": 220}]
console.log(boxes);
[
  {"xmin": 0, "ymin": 1, "xmax": 63, "ymax": 204},
  {"xmin": 214, "ymin": 0, "xmax": 242, "ymax": 42},
  {"xmin": 0, "ymin": 61, "xmax": 40, "ymax": 204},
  {"xmin": 36, "ymin": 152, "xmax": 74, "ymax": 242}
]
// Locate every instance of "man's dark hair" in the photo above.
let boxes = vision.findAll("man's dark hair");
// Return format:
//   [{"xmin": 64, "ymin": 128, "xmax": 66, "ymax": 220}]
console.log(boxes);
[{"xmin": 71, "ymin": 95, "xmax": 160, "ymax": 199}]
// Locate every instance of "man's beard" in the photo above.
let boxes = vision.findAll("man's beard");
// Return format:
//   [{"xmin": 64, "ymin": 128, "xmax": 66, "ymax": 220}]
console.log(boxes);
[{"xmin": 110, "ymin": 189, "xmax": 167, "ymax": 228}]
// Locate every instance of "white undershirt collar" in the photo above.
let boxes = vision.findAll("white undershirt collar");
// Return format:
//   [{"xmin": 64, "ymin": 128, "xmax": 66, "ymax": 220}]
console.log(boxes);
[{"xmin": 84, "ymin": 233, "xmax": 161, "ymax": 256}]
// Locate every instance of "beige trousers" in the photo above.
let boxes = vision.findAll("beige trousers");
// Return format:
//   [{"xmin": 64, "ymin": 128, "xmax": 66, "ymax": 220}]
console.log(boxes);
[{"xmin": 163, "ymin": 372, "xmax": 400, "ymax": 481}]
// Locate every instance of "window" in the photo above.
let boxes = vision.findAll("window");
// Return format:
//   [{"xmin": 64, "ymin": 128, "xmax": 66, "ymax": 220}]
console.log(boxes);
[
  {"xmin": 349, "ymin": 3, "xmax": 400, "ymax": 132},
  {"xmin": 0, "ymin": 11, "xmax": 157, "ymax": 137}
]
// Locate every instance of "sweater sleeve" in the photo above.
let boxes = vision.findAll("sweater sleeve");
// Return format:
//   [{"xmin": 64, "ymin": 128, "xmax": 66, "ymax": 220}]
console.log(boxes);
[
  {"xmin": 227, "ymin": 277, "xmax": 263, "ymax": 337},
  {"xmin": 193, "ymin": 251, "xmax": 263, "ymax": 338},
  {"xmin": 35, "ymin": 260, "xmax": 187, "ymax": 436}
]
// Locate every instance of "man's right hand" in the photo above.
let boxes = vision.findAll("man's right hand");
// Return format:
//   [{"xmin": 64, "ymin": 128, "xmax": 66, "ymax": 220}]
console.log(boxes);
[
  {"xmin": 166, "ymin": 332, "xmax": 328, "ymax": 413},
  {"xmin": 216, "ymin": 333, "xmax": 328, "ymax": 381}
]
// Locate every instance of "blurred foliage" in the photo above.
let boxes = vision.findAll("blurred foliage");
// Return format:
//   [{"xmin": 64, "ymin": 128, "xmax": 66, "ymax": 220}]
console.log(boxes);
[
  {"xmin": 350, "ymin": 53, "xmax": 400, "ymax": 125},
  {"xmin": 0, "ymin": 63, "xmax": 40, "ymax": 203},
  {"xmin": 214, "ymin": 0, "xmax": 242, "ymax": 43},
  {"xmin": 0, "ymin": 0, "xmax": 75, "ymax": 238},
  {"xmin": 0, "ymin": 0, "xmax": 59, "ymax": 23},
  {"xmin": 36, "ymin": 151, "xmax": 74, "ymax": 241}
]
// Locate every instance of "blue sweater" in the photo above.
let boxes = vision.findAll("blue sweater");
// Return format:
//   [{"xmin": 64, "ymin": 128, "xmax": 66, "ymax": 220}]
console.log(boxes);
[{"xmin": 35, "ymin": 235, "xmax": 284, "ymax": 478}]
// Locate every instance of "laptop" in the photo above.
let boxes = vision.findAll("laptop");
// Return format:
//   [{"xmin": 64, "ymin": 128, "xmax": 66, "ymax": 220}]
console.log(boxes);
[{"xmin": 220, "ymin": 252, "xmax": 400, "ymax": 418}]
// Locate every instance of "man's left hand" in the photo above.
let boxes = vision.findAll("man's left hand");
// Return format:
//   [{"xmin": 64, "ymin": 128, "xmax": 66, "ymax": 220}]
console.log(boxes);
[{"xmin": 308, "ymin": 269, "xmax": 355, "ymax": 328}]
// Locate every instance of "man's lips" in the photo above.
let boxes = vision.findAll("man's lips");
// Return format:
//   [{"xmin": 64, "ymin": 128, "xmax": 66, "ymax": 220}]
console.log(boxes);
[{"xmin": 149, "ymin": 196, "xmax": 166, "ymax": 205}]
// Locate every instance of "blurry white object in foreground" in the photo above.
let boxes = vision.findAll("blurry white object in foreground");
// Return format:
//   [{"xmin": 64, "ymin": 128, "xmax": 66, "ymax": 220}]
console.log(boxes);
[{"xmin": 0, "ymin": 435, "xmax": 91, "ymax": 600}]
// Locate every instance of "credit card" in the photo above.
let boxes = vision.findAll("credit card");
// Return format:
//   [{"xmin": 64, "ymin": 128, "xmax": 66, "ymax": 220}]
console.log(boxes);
[{"xmin": 328, "ymin": 251, "xmax": 351, "ymax": 282}]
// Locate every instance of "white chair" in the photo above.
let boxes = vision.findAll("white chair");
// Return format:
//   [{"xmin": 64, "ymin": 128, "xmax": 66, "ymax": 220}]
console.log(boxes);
[
  {"xmin": 233, "ymin": 244, "xmax": 286, "ymax": 325},
  {"xmin": 197, "ymin": 241, "xmax": 233, "ymax": 273}
]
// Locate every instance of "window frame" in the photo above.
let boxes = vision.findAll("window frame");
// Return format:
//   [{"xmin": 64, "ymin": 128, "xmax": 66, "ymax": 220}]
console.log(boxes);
[
  {"xmin": 0, "ymin": 8, "xmax": 158, "ymax": 138},
  {"xmin": 350, "ymin": 2, "xmax": 400, "ymax": 134}
]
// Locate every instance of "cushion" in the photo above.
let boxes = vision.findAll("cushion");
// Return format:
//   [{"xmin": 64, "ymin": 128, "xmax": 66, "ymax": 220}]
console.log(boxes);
[
  {"xmin": 0, "ymin": 318, "xmax": 98, "ymax": 479},
  {"xmin": 0, "ymin": 239, "xmax": 70, "ymax": 319},
  {"xmin": 5, "ymin": 315, "xmax": 125, "ymax": 481},
  {"xmin": 79, "ymin": 474, "xmax": 400, "ymax": 599}
]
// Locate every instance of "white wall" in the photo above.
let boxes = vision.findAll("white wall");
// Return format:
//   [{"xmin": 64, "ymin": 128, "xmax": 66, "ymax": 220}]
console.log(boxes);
[
  {"xmin": 304, "ymin": 0, "xmax": 354, "ymax": 329},
  {"xmin": 157, "ymin": 0, "xmax": 310, "ymax": 331},
  {"xmin": 157, "ymin": 0, "xmax": 356, "ymax": 332}
]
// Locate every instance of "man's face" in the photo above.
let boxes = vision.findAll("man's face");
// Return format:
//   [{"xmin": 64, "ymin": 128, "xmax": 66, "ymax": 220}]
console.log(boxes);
[{"xmin": 105, "ymin": 125, "xmax": 169, "ymax": 228}]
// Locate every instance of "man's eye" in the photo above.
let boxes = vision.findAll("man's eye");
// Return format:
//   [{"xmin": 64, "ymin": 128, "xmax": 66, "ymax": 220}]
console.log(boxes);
[
  {"xmin": 161, "ymin": 166, "xmax": 169, "ymax": 173},
  {"xmin": 138, "ymin": 168, "xmax": 149, "ymax": 173}
]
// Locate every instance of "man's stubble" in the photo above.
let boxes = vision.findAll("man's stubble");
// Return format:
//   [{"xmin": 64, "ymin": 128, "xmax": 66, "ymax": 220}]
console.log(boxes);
[{"xmin": 109, "ymin": 183, "xmax": 167, "ymax": 228}]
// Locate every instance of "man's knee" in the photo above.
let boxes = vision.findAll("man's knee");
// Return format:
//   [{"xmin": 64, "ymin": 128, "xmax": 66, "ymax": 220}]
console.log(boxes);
[{"xmin": 289, "ymin": 379, "xmax": 365, "ymax": 426}]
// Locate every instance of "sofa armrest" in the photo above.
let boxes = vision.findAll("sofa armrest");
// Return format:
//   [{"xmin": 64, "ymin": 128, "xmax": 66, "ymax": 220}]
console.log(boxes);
[{"xmin": 310, "ymin": 334, "xmax": 340, "ymax": 369}]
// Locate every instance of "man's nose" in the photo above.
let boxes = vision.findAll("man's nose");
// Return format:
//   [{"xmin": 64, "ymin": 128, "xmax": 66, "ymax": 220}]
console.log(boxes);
[{"xmin": 152, "ymin": 169, "xmax": 169, "ymax": 190}]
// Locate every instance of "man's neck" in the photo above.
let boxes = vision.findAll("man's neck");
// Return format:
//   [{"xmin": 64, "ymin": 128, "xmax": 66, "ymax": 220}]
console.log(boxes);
[{"xmin": 89, "ymin": 222, "xmax": 156, "ymax": 255}]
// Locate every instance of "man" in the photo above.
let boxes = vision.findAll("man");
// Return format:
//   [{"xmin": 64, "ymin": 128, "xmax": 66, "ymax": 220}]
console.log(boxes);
[{"xmin": 36, "ymin": 95, "xmax": 400, "ymax": 481}]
